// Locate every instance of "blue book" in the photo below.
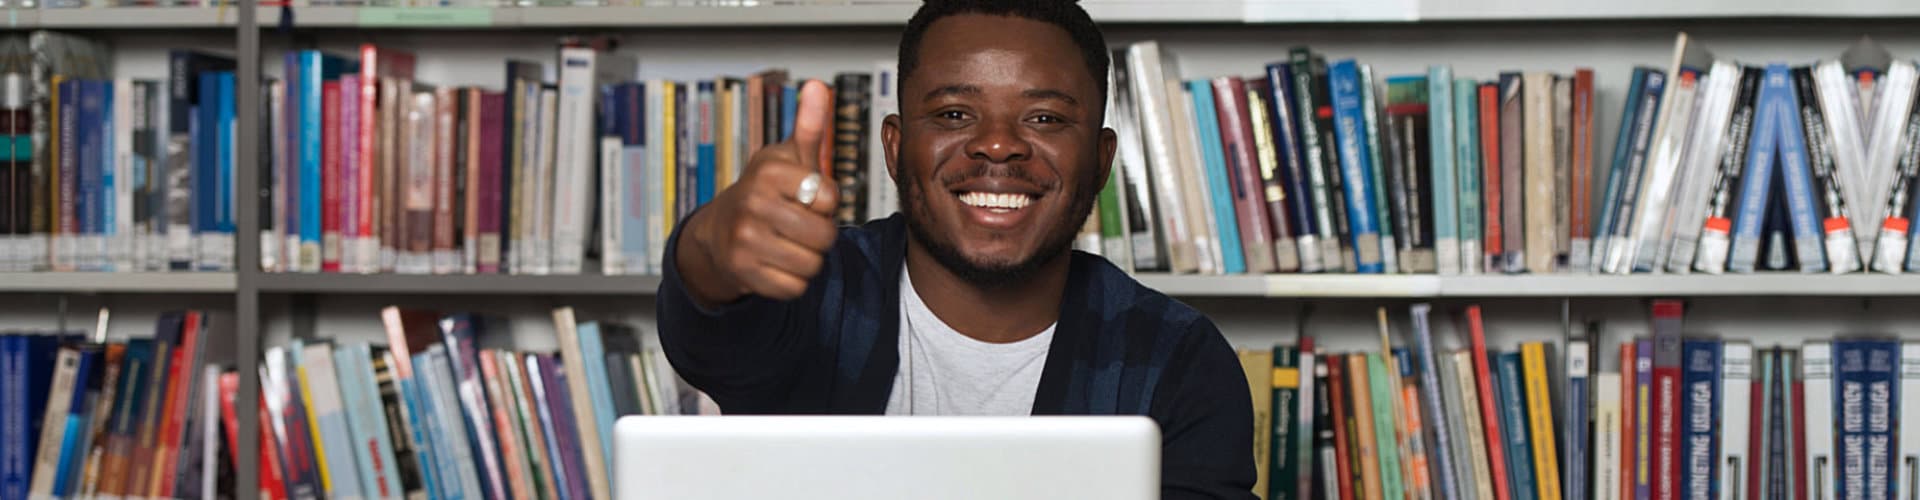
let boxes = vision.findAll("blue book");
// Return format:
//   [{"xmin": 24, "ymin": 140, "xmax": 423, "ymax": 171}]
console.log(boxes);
[
  {"xmin": 696, "ymin": 81, "xmax": 717, "ymax": 205},
  {"xmin": 282, "ymin": 51, "xmax": 303, "ymax": 262},
  {"xmin": 1729, "ymin": 66, "xmax": 1788, "ymax": 273},
  {"xmin": 1262, "ymin": 63, "xmax": 1317, "ymax": 246},
  {"xmin": 1564, "ymin": 338, "xmax": 1593, "ymax": 500},
  {"xmin": 335, "ymin": 344, "xmax": 402, "ymax": 499},
  {"xmin": 1327, "ymin": 60, "xmax": 1385, "ymax": 273},
  {"xmin": 438, "ymin": 315, "xmax": 505, "ymax": 500},
  {"xmin": 430, "ymin": 348, "xmax": 486, "ymax": 500},
  {"xmin": 1427, "ymin": 68, "xmax": 1459, "ymax": 273},
  {"xmin": 1496, "ymin": 352, "xmax": 1538, "ymax": 500},
  {"xmin": 412, "ymin": 351, "xmax": 468, "ymax": 500},
  {"xmin": 1409, "ymin": 304, "xmax": 1461, "ymax": 500},
  {"xmin": 613, "ymin": 82, "xmax": 651, "ymax": 274},
  {"xmin": 1187, "ymin": 80, "xmax": 1247, "ymax": 274},
  {"xmin": 1908, "ymin": 175, "xmax": 1920, "ymax": 271},
  {"xmin": 215, "ymin": 72, "xmax": 236, "ymax": 245},
  {"xmin": 50, "ymin": 346, "xmax": 102, "ymax": 497},
  {"xmin": 396, "ymin": 374, "xmax": 446, "ymax": 500},
  {"xmin": 1834, "ymin": 339, "xmax": 1899, "ymax": 500},
  {"xmin": 1680, "ymin": 340, "xmax": 1722, "ymax": 500},
  {"xmin": 292, "ymin": 52, "xmax": 352, "ymax": 271},
  {"xmin": 1597, "ymin": 69, "xmax": 1666, "ymax": 270},
  {"xmin": 780, "ymin": 83, "xmax": 798, "ymax": 141},
  {"xmin": 77, "ymin": 80, "xmax": 105, "ymax": 271},
  {"xmin": 195, "ymin": 73, "xmax": 217, "ymax": 260},
  {"xmin": 166, "ymin": 51, "xmax": 235, "ymax": 270},
  {"xmin": 1453, "ymin": 78, "xmax": 1482, "ymax": 268},
  {"xmin": 1771, "ymin": 70, "xmax": 1828, "ymax": 272},
  {"xmin": 0, "ymin": 334, "xmax": 65, "ymax": 500},
  {"xmin": 56, "ymin": 79, "xmax": 78, "ymax": 271},
  {"xmin": 577, "ymin": 321, "xmax": 619, "ymax": 483}
]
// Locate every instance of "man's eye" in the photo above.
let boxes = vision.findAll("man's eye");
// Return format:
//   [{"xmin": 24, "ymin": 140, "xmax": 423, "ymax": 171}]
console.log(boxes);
[
  {"xmin": 1029, "ymin": 114, "xmax": 1066, "ymax": 125},
  {"xmin": 938, "ymin": 110, "xmax": 969, "ymax": 121}
]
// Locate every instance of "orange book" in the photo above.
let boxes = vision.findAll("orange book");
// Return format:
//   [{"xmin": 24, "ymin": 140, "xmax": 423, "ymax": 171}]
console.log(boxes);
[
  {"xmin": 481, "ymin": 350, "xmax": 534, "ymax": 500},
  {"xmin": 1399, "ymin": 363, "xmax": 1433, "ymax": 500},
  {"xmin": 148, "ymin": 311, "xmax": 204, "ymax": 497},
  {"xmin": 1349, "ymin": 355, "xmax": 1384, "ymax": 500}
]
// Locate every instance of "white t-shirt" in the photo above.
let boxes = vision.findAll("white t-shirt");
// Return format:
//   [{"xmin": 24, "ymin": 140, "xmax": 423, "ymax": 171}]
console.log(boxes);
[{"xmin": 884, "ymin": 267, "xmax": 1055, "ymax": 416}]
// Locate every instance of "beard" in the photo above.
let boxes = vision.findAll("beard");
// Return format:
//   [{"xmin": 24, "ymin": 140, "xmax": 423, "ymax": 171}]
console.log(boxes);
[{"xmin": 900, "ymin": 162, "xmax": 1104, "ymax": 289}]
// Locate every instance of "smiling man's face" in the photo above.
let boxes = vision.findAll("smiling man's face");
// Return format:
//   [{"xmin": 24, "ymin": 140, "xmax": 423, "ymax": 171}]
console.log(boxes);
[{"xmin": 884, "ymin": 13, "xmax": 1116, "ymax": 287}]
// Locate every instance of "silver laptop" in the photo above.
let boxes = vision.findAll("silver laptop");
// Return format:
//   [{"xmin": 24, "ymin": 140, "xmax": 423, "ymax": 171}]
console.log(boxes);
[{"xmin": 613, "ymin": 415, "xmax": 1160, "ymax": 500}]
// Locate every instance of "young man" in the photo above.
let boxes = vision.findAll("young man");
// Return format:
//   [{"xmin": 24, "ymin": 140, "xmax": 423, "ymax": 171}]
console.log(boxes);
[{"xmin": 657, "ymin": 1, "xmax": 1255, "ymax": 497}]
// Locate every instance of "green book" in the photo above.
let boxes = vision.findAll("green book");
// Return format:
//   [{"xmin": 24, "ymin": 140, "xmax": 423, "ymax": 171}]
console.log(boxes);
[
  {"xmin": 1455, "ymin": 78, "xmax": 1483, "ymax": 273},
  {"xmin": 1270, "ymin": 346, "xmax": 1300, "ymax": 500},
  {"xmin": 1367, "ymin": 353, "xmax": 1406, "ymax": 500},
  {"xmin": 1359, "ymin": 65, "xmax": 1398, "ymax": 273},
  {"xmin": 1096, "ymin": 155, "xmax": 1129, "ymax": 270}
]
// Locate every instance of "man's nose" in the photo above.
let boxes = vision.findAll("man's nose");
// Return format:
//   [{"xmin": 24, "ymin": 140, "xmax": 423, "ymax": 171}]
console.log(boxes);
[{"xmin": 964, "ymin": 119, "xmax": 1032, "ymax": 164}]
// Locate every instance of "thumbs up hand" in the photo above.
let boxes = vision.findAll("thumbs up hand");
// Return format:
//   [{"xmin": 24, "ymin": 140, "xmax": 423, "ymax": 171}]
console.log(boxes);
[{"xmin": 677, "ymin": 80, "xmax": 841, "ymax": 305}]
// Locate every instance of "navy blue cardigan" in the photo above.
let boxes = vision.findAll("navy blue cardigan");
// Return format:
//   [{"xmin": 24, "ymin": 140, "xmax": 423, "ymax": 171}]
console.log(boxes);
[{"xmin": 656, "ymin": 214, "xmax": 1256, "ymax": 499}]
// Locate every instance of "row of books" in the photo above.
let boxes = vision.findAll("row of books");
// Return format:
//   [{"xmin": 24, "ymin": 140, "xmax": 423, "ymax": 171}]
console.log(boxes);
[
  {"xmin": 1083, "ymin": 36, "xmax": 1920, "ymax": 276},
  {"xmin": 259, "ymin": 41, "xmax": 894, "ymax": 276},
  {"xmin": 0, "ymin": 310, "xmax": 238, "ymax": 500},
  {"xmin": 0, "ymin": 305, "xmax": 714, "ymax": 500},
  {"xmin": 1237, "ymin": 301, "xmax": 1915, "ymax": 500}
]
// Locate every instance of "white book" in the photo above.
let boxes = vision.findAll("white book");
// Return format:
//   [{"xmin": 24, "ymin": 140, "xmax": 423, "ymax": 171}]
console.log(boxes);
[
  {"xmin": 1861, "ymin": 62, "xmax": 1919, "ymax": 262},
  {"xmin": 1663, "ymin": 61, "xmax": 1743, "ymax": 274},
  {"xmin": 1895, "ymin": 343, "xmax": 1920, "ymax": 500},
  {"xmin": 1124, "ymin": 42, "xmax": 1199, "ymax": 273},
  {"xmin": 299, "ymin": 342, "xmax": 367, "ymax": 500},
  {"xmin": 1813, "ymin": 61, "xmax": 1871, "ymax": 266},
  {"xmin": 1615, "ymin": 32, "xmax": 1712, "ymax": 274},
  {"xmin": 1295, "ymin": 351, "xmax": 1317, "ymax": 500},
  {"xmin": 1718, "ymin": 343, "xmax": 1753, "ymax": 500},
  {"xmin": 112, "ymin": 78, "xmax": 135, "ymax": 272},
  {"xmin": 1592, "ymin": 372, "xmax": 1624, "ymax": 500},
  {"xmin": 1437, "ymin": 350, "xmax": 1477, "ymax": 500},
  {"xmin": 643, "ymin": 81, "xmax": 670, "ymax": 274},
  {"xmin": 531, "ymin": 87, "xmax": 559, "ymax": 275},
  {"xmin": 200, "ymin": 365, "xmax": 220, "ymax": 500},
  {"xmin": 599, "ymin": 134, "xmax": 631, "ymax": 275},
  {"xmin": 1804, "ymin": 342, "xmax": 1838, "ymax": 500},
  {"xmin": 1454, "ymin": 351, "xmax": 1496, "ymax": 500},
  {"xmin": 868, "ymin": 62, "xmax": 900, "ymax": 222},
  {"xmin": 1170, "ymin": 81, "xmax": 1221, "ymax": 275},
  {"xmin": 551, "ymin": 47, "xmax": 595, "ymax": 275},
  {"xmin": 268, "ymin": 81, "xmax": 289, "ymax": 273}
]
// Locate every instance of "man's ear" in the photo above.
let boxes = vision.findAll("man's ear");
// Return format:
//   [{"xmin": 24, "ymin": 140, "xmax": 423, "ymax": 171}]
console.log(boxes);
[
  {"xmin": 1097, "ymin": 126, "xmax": 1118, "ymax": 191},
  {"xmin": 883, "ymin": 113, "xmax": 903, "ymax": 184}
]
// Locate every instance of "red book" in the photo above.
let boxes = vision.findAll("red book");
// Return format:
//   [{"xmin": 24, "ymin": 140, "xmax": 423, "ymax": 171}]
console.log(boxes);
[
  {"xmin": 1467, "ymin": 305, "xmax": 1513, "ymax": 500},
  {"xmin": 1649, "ymin": 300, "xmax": 1685, "ymax": 500},
  {"xmin": 1790, "ymin": 355, "xmax": 1808, "ymax": 500},
  {"xmin": 321, "ymin": 81, "xmax": 343, "ymax": 272},
  {"xmin": 1570, "ymin": 69, "xmax": 1596, "ymax": 251},
  {"xmin": 1748, "ymin": 348, "xmax": 1767, "ymax": 500},
  {"xmin": 432, "ymin": 87, "xmax": 458, "ymax": 274},
  {"xmin": 461, "ymin": 89, "xmax": 484, "ymax": 275},
  {"xmin": 357, "ymin": 45, "xmax": 418, "ymax": 273},
  {"xmin": 476, "ymin": 91, "xmax": 507, "ymax": 274},
  {"xmin": 1326, "ymin": 353, "xmax": 1355, "ymax": 500},
  {"xmin": 152, "ymin": 311, "xmax": 203, "ymax": 497},
  {"xmin": 1620, "ymin": 341, "xmax": 1638, "ymax": 499},
  {"xmin": 479, "ymin": 350, "xmax": 532, "ymax": 499},
  {"xmin": 220, "ymin": 372, "xmax": 288, "ymax": 500},
  {"xmin": 1478, "ymin": 84, "xmax": 1503, "ymax": 270},
  {"xmin": 1212, "ymin": 76, "xmax": 1278, "ymax": 273}
]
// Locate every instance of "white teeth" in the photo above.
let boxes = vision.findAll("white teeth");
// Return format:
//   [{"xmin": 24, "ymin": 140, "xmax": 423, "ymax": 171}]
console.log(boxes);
[{"xmin": 959, "ymin": 192, "xmax": 1033, "ymax": 210}]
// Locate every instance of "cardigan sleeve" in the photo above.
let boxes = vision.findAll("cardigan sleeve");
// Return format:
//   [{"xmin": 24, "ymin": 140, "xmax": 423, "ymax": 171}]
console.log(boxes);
[
  {"xmin": 654, "ymin": 217, "xmax": 820, "ymax": 414},
  {"xmin": 1153, "ymin": 317, "xmax": 1260, "ymax": 500}
]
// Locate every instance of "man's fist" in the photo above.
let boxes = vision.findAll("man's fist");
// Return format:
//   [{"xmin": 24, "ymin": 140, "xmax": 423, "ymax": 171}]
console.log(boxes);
[{"xmin": 678, "ymin": 80, "xmax": 840, "ymax": 305}]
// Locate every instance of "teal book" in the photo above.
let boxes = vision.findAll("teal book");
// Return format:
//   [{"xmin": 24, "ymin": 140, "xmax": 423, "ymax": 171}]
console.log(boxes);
[
  {"xmin": 1367, "ymin": 353, "xmax": 1405, "ymax": 500},
  {"xmin": 1359, "ymin": 65, "xmax": 1398, "ymax": 273},
  {"xmin": 577, "ymin": 321, "xmax": 619, "ymax": 481},
  {"xmin": 336, "ymin": 343, "xmax": 403, "ymax": 499},
  {"xmin": 1428, "ymin": 67, "xmax": 1459, "ymax": 275},
  {"xmin": 1454, "ymin": 78, "xmax": 1483, "ymax": 273},
  {"xmin": 1497, "ymin": 352, "xmax": 1539, "ymax": 500},
  {"xmin": 1187, "ymin": 80, "xmax": 1247, "ymax": 274}
]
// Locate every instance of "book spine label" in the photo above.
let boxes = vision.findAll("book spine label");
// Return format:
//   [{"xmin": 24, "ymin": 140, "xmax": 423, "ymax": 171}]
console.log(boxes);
[
  {"xmin": 1499, "ymin": 353, "xmax": 1539, "ymax": 500},
  {"xmin": 1328, "ymin": 60, "xmax": 1384, "ymax": 273},
  {"xmin": 1681, "ymin": 340, "xmax": 1722, "ymax": 500}
]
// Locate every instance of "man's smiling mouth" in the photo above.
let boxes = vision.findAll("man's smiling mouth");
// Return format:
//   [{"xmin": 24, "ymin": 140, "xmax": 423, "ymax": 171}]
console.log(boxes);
[{"xmin": 957, "ymin": 191, "xmax": 1036, "ymax": 212}]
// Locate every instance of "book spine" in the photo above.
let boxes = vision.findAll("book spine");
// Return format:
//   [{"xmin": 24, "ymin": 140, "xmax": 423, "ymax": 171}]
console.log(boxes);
[
  {"xmin": 338, "ymin": 74, "xmax": 359, "ymax": 273},
  {"xmin": 1601, "ymin": 70, "xmax": 1668, "ymax": 273},
  {"xmin": 1874, "ymin": 85, "xmax": 1920, "ymax": 273},
  {"xmin": 333, "ymin": 346, "xmax": 397, "ymax": 499},
  {"xmin": 553, "ymin": 48, "xmax": 596, "ymax": 275},
  {"xmin": 1497, "ymin": 74, "xmax": 1524, "ymax": 273},
  {"xmin": 1187, "ymin": 80, "xmax": 1246, "ymax": 274},
  {"xmin": 1469, "ymin": 306, "xmax": 1515, "ymax": 500},
  {"xmin": 1348, "ymin": 354, "xmax": 1383, "ymax": 500},
  {"xmin": 1216, "ymin": 77, "xmax": 1279, "ymax": 273},
  {"xmin": 1595, "ymin": 370, "xmax": 1625, "ymax": 500},
  {"xmin": 1522, "ymin": 72, "xmax": 1558, "ymax": 274},
  {"xmin": 77, "ymin": 80, "xmax": 102, "ymax": 272},
  {"xmin": 1680, "ymin": 340, "xmax": 1722, "ymax": 500},
  {"xmin": 1728, "ymin": 67, "xmax": 1788, "ymax": 273},
  {"xmin": 1719, "ymin": 343, "xmax": 1754, "ymax": 500},
  {"xmin": 26, "ymin": 348, "xmax": 80, "ymax": 500},
  {"xmin": 1428, "ymin": 69, "xmax": 1459, "ymax": 275},
  {"xmin": 402, "ymin": 91, "xmax": 436, "ymax": 275},
  {"xmin": 1636, "ymin": 339, "xmax": 1655, "ymax": 500},
  {"xmin": 1772, "ymin": 69, "xmax": 1830, "ymax": 273},
  {"xmin": 1695, "ymin": 68, "xmax": 1763, "ymax": 274},
  {"xmin": 320, "ymin": 81, "xmax": 342, "ymax": 273},
  {"xmin": 1271, "ymin": 346, "xmax": 1300, "ymax": 500},
  {"xmin": 1455, "ymin": 352, "xmax": 1497, "ymax": 500},
  {"xmin": 54, "ymin": 79, "xmax": 76, "ymax": 272},
  {"xmin": 1359, "ymin": 66, "xmax": 1398, "ymax": 273},
  {"xmin": 1567, "ymin": 337, "xmax": 1593, "ymax": 500},
  {"xmin": 1264, "ymin": 64, "xmax": 1321, "ymax": 272},
  {"xmin": 478, "ymin": 352, "xmax": 533, "ymax": 500},
  {"xmin": 420, "ymin": 351, "xmax": 480, "ymax": 500},
  {"xmin": 1651, "ymin": 301, "xmax": 1685, "ymax": 500},
  {"xmin": 1395, "ymin": 349, "xmax": 1434, "ymax": 500},
  {"xmin": 432, "ymin": 88, "xmax": 458, "ymax": 274},
  {"xmin": 1621, "ymin": 48, "xmax": 1705, "ymax": 273},
  {"xmin": 1521, "ymin": 342, "xmax": 1562, "ymax": 500},
  {"xmin": 1498, "ymin": 352, "xmax": 1539, "ymax": 500},
  {"xmin": 1752, "ymin": 349, "xmax": 1775, "ymax": 500},
  {"xmin": 295, "ymin": 54, "xmax": 323, "ymax": 273},
  {"xmin": 1455, "ymin": 79, "xmax": 1483, "ymax": 274},
  {"xmin": 1780, "ymin": 348, "xmax": 1803, "ymax": 500},
  {"xmin": 1315, "ymin": 358, "xmax": 1346, "ymax": 500},
  {"xmin": 1479, "ymin": 83, "xmax": 1504, "ymax": 273},
  {"xmin": 1835, "ymin": 340, "xmax": 1899, "ymax": 500},
  {"xmin": 439, "ymin": 316, "xmax": 506, "ymax": 500},
  {"xmin": 1569, "ymin": 69, "xmax": 1598, "ymax": 271},
  {"xmin": 1383, "ymin": 76, "xmax": 1432, "ymax": 273},
  {"xmin": 1368, "ymin": 353, "xmax": 1406, "ymax": 500},
  {"xmin": 1294, "ymin": 347, "xmax": 1317, "ymax": 500},
  {"xmin": 551, "ymin": 309, "xmax": 611, "ymax": 500},
  {"xmin": 831, "ymin": 73, "xmax": 871, "ymax": 226},
  {"xmin": 1412, "ymin": 304, "xmax": 1461, "ymax": 500},
  {"xmin": 539, "ymin": 356, "xmax": 590, "ymax": 500},
  {"xmin": 1803, "ymin": 342, "xmax": 1835, "ymax": 500},
  {"xmin": 1896, "ymin": 343, "xmax": 1920, "ymax": 500},
  {"xmin": 1329, "ymin": 60, "xmax": 1385, "ymax": 273},
  {"xmin": 1243, "ymin": 83, "xmax": 1292, "ymax": 272},
  {"xmin": 1286, "ymin": 52, "xmax": 1344, "ymax": 272}
]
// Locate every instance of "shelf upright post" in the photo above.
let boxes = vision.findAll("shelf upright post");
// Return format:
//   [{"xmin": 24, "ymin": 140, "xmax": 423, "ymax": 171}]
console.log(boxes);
[{"xmin": 234, "ymin": 0, "xmax": 262, "ymax": 495}]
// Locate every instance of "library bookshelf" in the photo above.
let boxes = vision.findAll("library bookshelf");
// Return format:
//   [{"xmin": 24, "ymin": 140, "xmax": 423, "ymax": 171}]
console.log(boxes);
[{"xmin": 7, "ymin": 3, "xmax": 1920, "ymax": 500}]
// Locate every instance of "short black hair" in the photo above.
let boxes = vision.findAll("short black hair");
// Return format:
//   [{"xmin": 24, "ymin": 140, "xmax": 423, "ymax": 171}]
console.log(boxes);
[{"xmin": 898, "ymin": 0, "xmax": 1110, "ymax": 100}]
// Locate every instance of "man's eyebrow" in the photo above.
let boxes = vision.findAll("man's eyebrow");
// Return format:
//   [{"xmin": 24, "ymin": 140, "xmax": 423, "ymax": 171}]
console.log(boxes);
[
  {"xmin": 923, "ymin": 84, "xmax": 982, "ymax": 101},
  {"xmin": 1022, "ymin": 88, "xmax": 1079, "ymax": 106}
]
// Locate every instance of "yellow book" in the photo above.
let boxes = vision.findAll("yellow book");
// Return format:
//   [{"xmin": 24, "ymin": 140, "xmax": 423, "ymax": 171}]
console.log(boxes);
[
  {"xmin": 1349, "ymin": 355, "xmax": 1384, "ymax": 500},
  {"xmin": 717, "ymin": 81, "xmax": 737, "ymax": 191},
  {"xmin": 662, "ymin": 81, "xmax": 678, "ymax": 223},
  {"xmin": 296, "ymin": 359, "xmax": 335, "ymax": 494},
  {"xmin": 1241, "ymin": 349, "xmax": 1275, "ymax": 499},
  {"xmin": 1521, "ymin": 342, "xmax": 1562, "ymax": 500}
]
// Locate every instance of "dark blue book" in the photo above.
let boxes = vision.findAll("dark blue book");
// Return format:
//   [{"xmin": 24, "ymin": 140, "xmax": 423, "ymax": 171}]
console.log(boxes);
[
  {"xmin": 167, "ymin": 51, "xmax": 235, "ymax": 270},
  {"xmin": 1327, "ymin": 59, "xmax": 1385, "ymax": 273},
  {"xmin": 1263, "ymin": 62, "xmax": 1318, "ymax": 245},
  {"xmin": 1497, "ymin": 352, "xmax": 1538, "ymax": 500},
  {"xmin": 1681, "ymin": 339, "xmax": 1722, "ymax": 500},
  {"xmin": 1834, "ymin": 339, "xmax": 1898, "ymax": 500},
  {"xmin": 541, "ymin": 354, "xmax": 590, "ymax": 500},
  {"xmin": 1564, "ymin": 334, "xmax": 1593, "ymax": 500},
  {"xmin": 1728, "ymin": 66, "xmax": 1789, "ymax": 273},
  {"xmin": 77, "ymin": 80, "xmax": 106, "ymax": 272},
  {"xmin": 439, "ymin": 314, "xmax": 505, "ymax": 500},
  {"xmin": 50, "ymin": 345, "xmax": 103, "ymax": 497},
  {"xmin": 696, "ymin": 80, "xmax": 717, "ymax": 206},
  {"xmin": 1600, "ymin": 69, "xmax": 1666, "ymax": 272},
  {"xmin": 0, "ymin": 334, "xmax": 68, "ymax": 499},
  {"xmin": 57, "ymin": 79, "xmax": 79, "ymax": 271},
  {"xmin": 1770, "ymin": 65, "xmax": 1826, "ymax": 272},
  {"xmin": 780, "ymin": 83, "xmax": 798, "ymax": 142}
]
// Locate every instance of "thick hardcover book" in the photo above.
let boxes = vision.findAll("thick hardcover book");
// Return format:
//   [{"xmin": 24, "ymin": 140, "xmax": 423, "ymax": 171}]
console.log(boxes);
[
  {"xmin": 1680, "ymin": 340, "xmax": 1722, "ymax": 500},
  {"xmin": 1495, "ymin": 74, "xmax": 1526, "ymax": 273},
  {"xmin": 1329, "ymin": 60, "xmax": 1386, "ymax": 273},
  {"xmin": 431, "ymin": 88, "xmax": 459, "ymax": 275},
  {"xmin": 1214, "ymin": 77, "xmax": 1280, "ymax": 273},
  {"xmin": 1834, "ymin": 340, "xmax": 1899, "ymax": 500},
  {"xmin": 399, "ymin": 89, "xmax": 437, "ymax": 275},
  {"xmin": 831, "ymin": 72, "xmax": 872, "ymax": 226},
  {"xmin": 354, "ymin": 45, "xmax": 417, "ymax": 274},
  {"xmin": 1245, "ymin": 82, "xmax": 1299, "ymax": 272},
  {"xmin": 498, "ymin": 60, "xmax": 541, "ymax": 274},
  {"xmin": 320, "ymin": 81, "xmax": 342, "ymax": 273},
  {"xmin": 1479, "ymin": 83, "xmax": 1504, "ymax": 273},
  {"xmin": 1287, "ymin": 50, "xmax": 1347, "ymax": 272},
  {"xmin": 1262, "ymin": 64, "xmax": 1321, "ymax": 272},
  {"xmin": 1719, "ymin": 342, "xmax": 1754, "ymax": 500},
  {"xmin": 1521, "ymin": 72, "xmax": 1558, "ymax": 275},
  {"xmin": 1427, "ymin": 69, "xmax": 1460, "ymax": 275},
  {"xmin": 1650, "ymin": 301, "xmax": 1685, "ymax": 500},
  {"xmin": 1498, "ymin": 352, "xmax": 1540, "ymax": 500},
  {"xmin": 1386, "ymin": 76, "xmax": 1436, "ymax": 273},
  {"xmin": 290, "ymin": 52, "xmax": 351, "ymax": 273}
]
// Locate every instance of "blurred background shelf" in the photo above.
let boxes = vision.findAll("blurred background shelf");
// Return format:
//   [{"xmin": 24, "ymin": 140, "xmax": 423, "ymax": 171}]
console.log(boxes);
[{"xmin": 0, "ymin": 272, "xmax": 239, "ymax": 293}]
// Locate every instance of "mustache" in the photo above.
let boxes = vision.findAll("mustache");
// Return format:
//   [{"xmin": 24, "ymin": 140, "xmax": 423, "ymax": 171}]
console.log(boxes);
[{"xmin": 934, "ymin": 164, "xmax": 1062, "ymax": 190}]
